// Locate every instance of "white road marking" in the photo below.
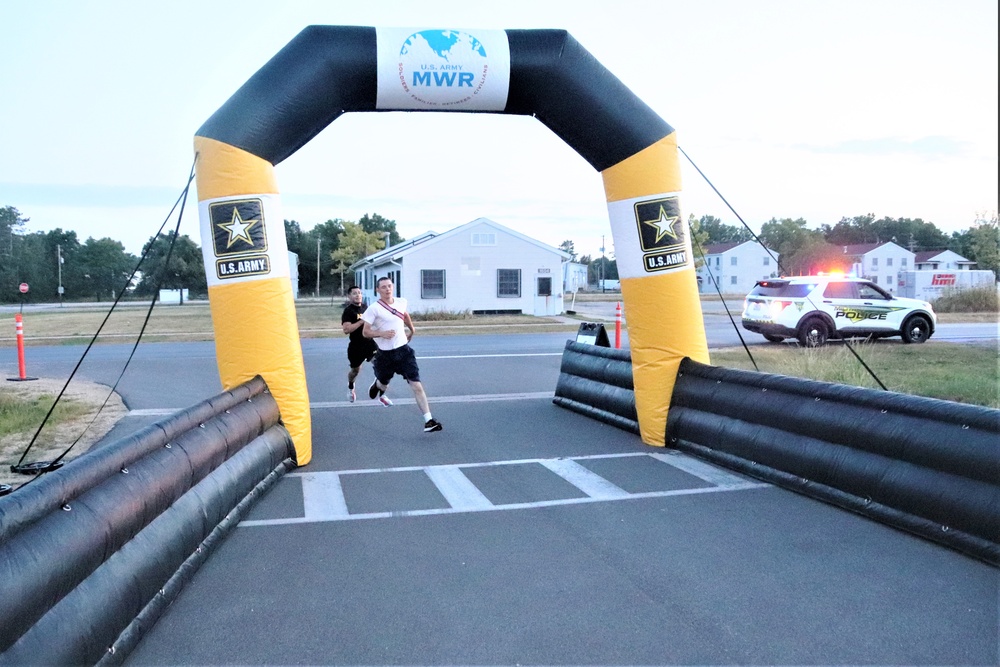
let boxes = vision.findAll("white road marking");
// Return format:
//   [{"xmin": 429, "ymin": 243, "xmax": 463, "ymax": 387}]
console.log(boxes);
[
  {"xmin": 417, "ymin": 353, "xmax": 563, "ymax": 359},
  {"xmin": 127, "ymin": 391, "xmax": 555, "ymax": 416},
  {"xmin": 539, "ymin": 458, "xmax": 631, "ymax": 499},
  {"xmin": 301, "ymin": 471, "xmax": 349, "ymax": 520},
  {"xmin": 311, "ymin": 391, "xmax": 554, "ymax": 409},
  {"xmin": 424, "ymin": 466, "xmax": 495, "ymax": 511},
  {"xmin": 648, "ymin": 452, "xmax": 751, "ymax": 486},
  {"xmin": 239, "ymin": 452, "xmax": 769, "ymax": 527}
]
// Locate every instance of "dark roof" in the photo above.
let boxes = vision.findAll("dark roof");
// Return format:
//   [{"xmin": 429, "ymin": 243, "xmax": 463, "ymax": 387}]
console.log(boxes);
[
  {"xmin": 703, "ymin": 242, "xmax": 741, "ymax": 254},
  {"xmin": 703, "ymin": 241, "xmax": 775, "ymax": 255},
  {"xmin": 840, "ymin": 243, "xmax": 883, "ymax": 256},
  {"xmin": 915, "ymin": 250, "xmax": 974, "ymax": 264}
]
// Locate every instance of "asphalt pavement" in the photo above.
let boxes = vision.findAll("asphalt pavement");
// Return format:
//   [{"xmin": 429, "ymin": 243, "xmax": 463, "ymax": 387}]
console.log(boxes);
[{"xmin": 3, "ymin": 319, "xmax": 997, "ymax": 665}]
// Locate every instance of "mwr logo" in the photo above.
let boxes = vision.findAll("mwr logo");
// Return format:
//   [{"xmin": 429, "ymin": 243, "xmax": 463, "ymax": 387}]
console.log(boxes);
[
  {"xmin": 209, "ymin": 199, "xmax": 268, "ymax": 258},
  {"xmin": 931, "ymin": 273, "xmax": 957, "ymax": 286},
  {"xmin": 397, "ymin": 29, "xmax": 490, "ymax": 106},
  {"xmin": 633, "ymin": 196, "xmax": 689, "ymax": 273},
  {"xmin": 216, "ymin": 255, "xmax": 271, "ymax": 280}
]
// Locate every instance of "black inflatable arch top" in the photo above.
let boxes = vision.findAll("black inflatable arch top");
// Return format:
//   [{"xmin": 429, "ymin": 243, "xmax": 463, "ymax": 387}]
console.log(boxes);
[{"xmin": 197, "ymin": 26, "xmax": 672, "ymax": 172}]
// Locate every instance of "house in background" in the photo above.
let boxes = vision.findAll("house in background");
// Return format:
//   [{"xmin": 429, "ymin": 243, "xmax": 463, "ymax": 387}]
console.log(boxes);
[
  {"xmin": 563, "ymin": 261, "xmax": 588, "ymax": 294},
  {"xmin": 696, "ymin": 241, "xmax": 779, "ymax": 295},
  {"xmin": 841, "ymin": 242, "xmax": 915, "ymax": 293},
  {"xmin": 351, "ymin": 218, "xmax": 571, "ymax": 316},
  {"xmin": 288, "ymin": 251, "xmax": 299, "ymax": 299},
  {"xmin": 914, "ymin": 249, "xmax": 976, "ymax": 271}
]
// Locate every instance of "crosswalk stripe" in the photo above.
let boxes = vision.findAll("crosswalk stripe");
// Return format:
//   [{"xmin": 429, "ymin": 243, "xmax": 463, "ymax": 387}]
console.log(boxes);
[
  {"xmin": 301, "ymin": 472, "xmax": 349, "ymax": 521},
  {"xmin": 424, "ymin": 466, "xmax": 495, "ymax": 511},
  {"xmin": 539, "ymin": 458, "xmax": 631, "ymax": 499},
  {"xmin": 238, "ymin": 452, "xmax": 770, "ymax": 527}
]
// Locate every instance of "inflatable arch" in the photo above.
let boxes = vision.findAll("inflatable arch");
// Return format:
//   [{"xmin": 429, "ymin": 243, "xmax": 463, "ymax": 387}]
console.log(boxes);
[{"xmin": 195, "ymin": 26, "xmax": 710, "ymax": 463}]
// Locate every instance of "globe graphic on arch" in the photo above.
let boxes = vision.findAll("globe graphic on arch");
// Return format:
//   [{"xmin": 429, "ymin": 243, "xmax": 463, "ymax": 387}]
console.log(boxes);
[{"xmin": 400, "ymin": 29, "xmax": 487, "ymax": 61}]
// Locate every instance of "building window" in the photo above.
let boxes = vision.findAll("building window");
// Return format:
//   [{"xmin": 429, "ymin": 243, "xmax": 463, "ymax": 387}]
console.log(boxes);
[
  {"xmin": 730, "ymin": 256, "xmax": 738, "ymax": 266},
  {"xmin": 872, "ymin": 257, "xmax": 879, "ymax": 268},
  {"xmin": 730, "ymin": 275, "xmax": 738, "ymax": 285},
  {"xmin": 537, "ymin": 276, "xmax": 553, "ymax": 296},
  {"xmin": 901, "ymin": 258, "xmax": 908, "ymax": 267},
  {"xmin": 763, "ymin": 257, "xmax": 770, "ymax": 266},
  {"xmin": 421, "ymin": 269, "xmax": 445, "ymax": 299},
  {"xmin": 471, "ymin": 232, "xmax": 496, "ymax": 246},
  {"xmin": 715, "ymin": 256, "xmax": 720, "ymax": 267},
  {"xmin": 887, "ymin": 257, "xmax": 893, "ymax": 267},
  {"xmin": 497, "ymin": 269, "xmax": 521, "ymax": 297}
]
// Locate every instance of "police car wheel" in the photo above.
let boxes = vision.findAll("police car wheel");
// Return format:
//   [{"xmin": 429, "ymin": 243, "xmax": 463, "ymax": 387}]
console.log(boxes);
[
  {"xmin": 901, "ymin": 315, "xmax": 931, "ymax": 344},
  {"xmin": 798, "ymin": 318, "xmax": 829, "ymax": 347}
]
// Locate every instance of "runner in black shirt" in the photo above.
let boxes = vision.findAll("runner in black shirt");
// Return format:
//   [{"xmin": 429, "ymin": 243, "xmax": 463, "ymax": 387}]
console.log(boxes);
[{"xmin": 341, "ymin": 285, "xmax": 380, "ymax": 403}]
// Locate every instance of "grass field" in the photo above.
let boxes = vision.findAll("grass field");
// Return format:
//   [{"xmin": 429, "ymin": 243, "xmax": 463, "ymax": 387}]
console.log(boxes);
[
  {"xmin": 710, "ymin": 341, "xmax": 999, "ymax": 409},
  {"xmin": 1, "ymin": 300, "xmax": 580, "ymax": 345}
]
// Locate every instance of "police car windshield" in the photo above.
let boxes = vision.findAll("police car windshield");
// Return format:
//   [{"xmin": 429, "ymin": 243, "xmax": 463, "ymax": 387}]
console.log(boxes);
[{"xmin": 750, "ymin": 282, "xmax": 814, "ymax": 297}]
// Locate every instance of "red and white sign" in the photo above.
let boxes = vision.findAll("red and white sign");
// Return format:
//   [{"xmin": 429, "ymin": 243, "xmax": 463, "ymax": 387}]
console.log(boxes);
[
  {"xmin": 18, "ymin": 283, "xmax": 28, "ymax": 294},
  {"xmin": 930, "ymin": 273, "xmax": 957, "ymax": 286}
]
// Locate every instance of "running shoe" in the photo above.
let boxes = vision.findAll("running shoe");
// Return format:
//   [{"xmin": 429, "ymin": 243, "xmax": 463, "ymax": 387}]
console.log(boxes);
[
  {"xmin": 423, "ymin": 418, "xmax": 443, "ymax": 432},
  {"xmin": 378, "ymin": 395, "xmax": 393, "ymax": 407},
  {"xmin": 349, "ymin": 387, "xmax": 356, "ymax": 403},
  {"xmin": 368, "ymin": 380, "xmax": 382, "ymax": 400}
]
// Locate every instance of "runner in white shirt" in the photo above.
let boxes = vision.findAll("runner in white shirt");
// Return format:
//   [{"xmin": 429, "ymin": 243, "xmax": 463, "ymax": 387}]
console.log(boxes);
[{"xmin": 361, "ymin": 276, "xmax": 443, "ymax": 432}]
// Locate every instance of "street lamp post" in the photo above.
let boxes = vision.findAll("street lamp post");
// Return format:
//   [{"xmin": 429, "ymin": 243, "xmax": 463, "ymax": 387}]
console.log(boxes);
[
  {"xmin": 57, "ymin": 244, "xmax": 64, "ymax": 306},
  {"xmin": 600, "ymin": 235, "xmax": 606, "ymax": 293}
]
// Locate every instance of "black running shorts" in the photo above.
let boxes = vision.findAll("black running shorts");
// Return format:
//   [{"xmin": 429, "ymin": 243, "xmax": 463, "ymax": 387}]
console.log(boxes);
[
  {"xmin": 372, "ymin": 344, "xmax": 421, "ymax": 384},
  {"xmin": 347, "ymin": 340, "xmax": 377, "ymax": 369}
]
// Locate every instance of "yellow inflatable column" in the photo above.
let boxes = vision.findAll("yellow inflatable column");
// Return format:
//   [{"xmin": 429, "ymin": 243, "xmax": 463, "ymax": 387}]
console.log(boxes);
[
  {"xmin": 194, "ymin": 136, "xmax": 312, "ymax": 465},
  {"xmin": 601, "ymin": 133, "xmax": 710, "ymax": 446}
]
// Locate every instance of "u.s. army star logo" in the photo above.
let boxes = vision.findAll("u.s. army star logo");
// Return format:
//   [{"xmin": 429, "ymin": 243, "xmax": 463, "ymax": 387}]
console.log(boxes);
[
  {"xmin": 633, "ymin": 196, "xmax": 690, "ymax": 273},
  {"xmin": 209, "ymin": 199, "xmax": 269, "ymax": 258}
]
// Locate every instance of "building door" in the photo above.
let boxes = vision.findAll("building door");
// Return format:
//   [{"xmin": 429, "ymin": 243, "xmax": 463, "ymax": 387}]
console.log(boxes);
[{"xmin": 533, "ymin": 276, "xmax": 554, "ymax": 316}]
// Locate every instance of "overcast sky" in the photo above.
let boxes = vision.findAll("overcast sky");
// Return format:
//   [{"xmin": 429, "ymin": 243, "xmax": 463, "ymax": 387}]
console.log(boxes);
[{"xmin": 0, "ymin": 0, "xmax": 996, "ymax": 260}]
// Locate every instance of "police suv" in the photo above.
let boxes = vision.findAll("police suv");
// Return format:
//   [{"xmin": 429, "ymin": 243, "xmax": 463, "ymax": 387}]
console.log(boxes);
[{"xmin": 741, "ymin": 275, "xmax": 936, "ymax": 347}]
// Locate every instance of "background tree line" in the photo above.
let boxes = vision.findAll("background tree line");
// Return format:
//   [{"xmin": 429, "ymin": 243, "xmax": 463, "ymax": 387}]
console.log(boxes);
[
  {"xmin": 688, "ymin": 212, "xmax": 999, "ymax": 279},
  {"xmin": 2, "ymin": 203, "xmax": 995, "ymax": 304},
  {"xmin": 0, "ymin": 206, "xmax": 403, "ymax": 304}
]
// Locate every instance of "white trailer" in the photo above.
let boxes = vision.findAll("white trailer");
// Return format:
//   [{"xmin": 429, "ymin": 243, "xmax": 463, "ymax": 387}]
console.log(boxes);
[{"xmin": 897, "ymin": 270, "xmax": 995, "ymax": 301}]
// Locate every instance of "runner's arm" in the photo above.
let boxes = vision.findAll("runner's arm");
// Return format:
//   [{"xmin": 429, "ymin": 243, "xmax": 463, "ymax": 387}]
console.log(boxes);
[{"xmin": 403, "ymin": 312, "xmax": 415, "ymax": 342}]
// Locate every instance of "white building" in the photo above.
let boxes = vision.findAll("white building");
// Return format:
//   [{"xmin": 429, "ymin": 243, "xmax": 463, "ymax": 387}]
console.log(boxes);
[
  {"xmin": 563, "ymin": 261, "xmax": 588, "ymax": 294},
  {"xmin": 696, "ymin": 241, "xmax": 779, "ymax": 295},
  {"xmin": 350, "ymin": 218, "xmax": 571, "ymax": 316},
  {"xmin": 841, "ymin": 242, "xmax": 915, "ymax": 293},
  {"xmin": 914, "ymin": 249, "xmax": 977, "ymax": 271},
  {"xmin": 288, "ymin": 251, "xmax": 299, "ymax": 299}
]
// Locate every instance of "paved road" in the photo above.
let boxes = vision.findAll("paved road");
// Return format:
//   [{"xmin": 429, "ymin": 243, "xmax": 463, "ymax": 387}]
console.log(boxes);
[
  {"xmin": 3, "ymin": 330, "xmax": 995, "ymax": 664},
  {"xmin": 571, "ymin": 299, "xmax": 999, "ymax": 346}
]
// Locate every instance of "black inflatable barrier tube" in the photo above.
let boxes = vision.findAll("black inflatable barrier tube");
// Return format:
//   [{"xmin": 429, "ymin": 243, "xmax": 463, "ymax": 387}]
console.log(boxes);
[
  {"xmin": 1, "ymin": 432, "xmax": 294, "ymax": 666},
  {"xmin": 101, "ymin": 457, "xmax": 295, "ymax": 666},
  {"xmin": 0, "ymin": 376, "xmax": 270, "ymax": 543},
  {"xmin": 553, "ymin": 340, "xmax": 638, "ymax": 433},
  {"xmin": 666, "ymin": 358, "xmax": 1000, "ymax": 566},
  {"xmin": 0, "ymin": 393, "xmax": 281, "ymax": 649},
  {"xmin": 196, "ymin": 27, "xmax": 671, "ymax": 172},
  {"xmin": 0, "ymin": 377, "xmax": 296, "ymax": 662}
]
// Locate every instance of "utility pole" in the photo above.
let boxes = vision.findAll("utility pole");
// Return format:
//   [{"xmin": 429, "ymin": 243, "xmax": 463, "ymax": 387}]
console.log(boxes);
[
  {"xmin": 315, "ymin": 236, "xmax": 321, "ymax": 298},
  {"xmin": 600, "ymin": 235, "xmax": 606, "ymax": 292},
  {"xmin": 56, "ymin": 244, "xmax": 64, "ymax": 306}
]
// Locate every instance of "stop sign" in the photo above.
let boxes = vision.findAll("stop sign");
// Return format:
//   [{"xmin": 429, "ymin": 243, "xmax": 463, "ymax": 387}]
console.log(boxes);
[{"xmin": 18, "ymin": 283, "xmax": 28, "ymax": 294}]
